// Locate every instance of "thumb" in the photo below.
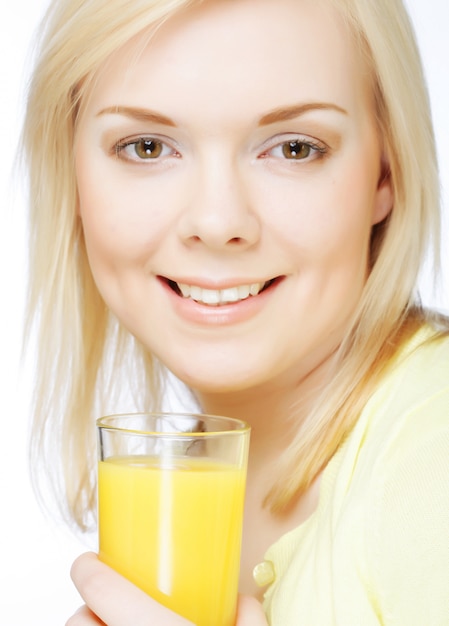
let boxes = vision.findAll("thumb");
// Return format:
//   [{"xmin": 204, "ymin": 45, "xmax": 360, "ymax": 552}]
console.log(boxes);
[{"xmin": 236, "ymin": 595, "xmax": 268, "ymax": 625}]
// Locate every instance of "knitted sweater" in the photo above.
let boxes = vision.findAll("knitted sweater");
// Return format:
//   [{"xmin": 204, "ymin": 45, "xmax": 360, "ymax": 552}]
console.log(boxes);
[{"xmin": 261, "ymin": 327, "xmax": 449, "ymax": 625}]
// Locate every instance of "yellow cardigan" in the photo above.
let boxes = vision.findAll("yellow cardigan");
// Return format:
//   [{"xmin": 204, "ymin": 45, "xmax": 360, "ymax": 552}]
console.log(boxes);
[{"xmin": 261, "ymin": 327, "xmax": 449, "ymax": 625}]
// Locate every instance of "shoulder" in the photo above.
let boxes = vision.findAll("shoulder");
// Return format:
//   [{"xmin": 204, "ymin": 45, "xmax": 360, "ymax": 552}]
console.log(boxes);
[
  {"xmin": 361, "ymin": 327, "xmax": 449, "ymax": 520},
  {"xmin": 362, "ymin": 329, "xmax": 449, "ymax": 623},
  {"xmin": 365, "ymin": 421, "xmax": 449, "ymax": 623},
  {"xmin": 328, "ymin": 326, "xmax": 449, "ymax": 515},
  {"xmin": 361, "ymin": 327, "xmax": 449, "ymax": 453},
  {"xmin": 385, "ymin": 324, "xmax": 449, "ymax": 401}
]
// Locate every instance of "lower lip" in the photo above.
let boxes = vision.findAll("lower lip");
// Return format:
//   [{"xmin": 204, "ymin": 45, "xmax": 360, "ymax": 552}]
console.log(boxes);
[{"xmin": 159, "ymin": 279, "xmax": 281, "ymax": 326}]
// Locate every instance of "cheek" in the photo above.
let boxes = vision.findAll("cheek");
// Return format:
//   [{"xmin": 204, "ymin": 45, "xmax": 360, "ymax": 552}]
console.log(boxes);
[
  {"xmin": 259, "ymin": 169, "xmax": 376, "ymax": 265},
  {"xmin": 76, "ymin": 158, "xmax": 176, "ymax": 274},
  {"xmin": 78, "ymin": 195, "xmax": 141, "ymax": 276}
]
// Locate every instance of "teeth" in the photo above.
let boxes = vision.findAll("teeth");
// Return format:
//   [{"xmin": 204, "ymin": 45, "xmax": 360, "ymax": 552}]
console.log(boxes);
[
  {"xmin": 178, "ymin": 283, "xmax": 191, "ymax": 297},
  {"xmin": 201, "ymin": 289, "xmax": 221, "ymax": 305},
  {"xmin": 238, "ymin": 285, "xmax": 250, "ymax": 299},
  {"xmin": 177, "ymin": 282, "xmax": 265, "ymax": 305},
  {"xmin": 190, "ymin": 285, "xmax": 202, "ymax": 301},
  {"xmin": 221, "ymin": 287, "xmax": 239, "ymax": 303},
  {"xmin": 249, "ymin": 283, "xmax": 260, "ymax": 296}
]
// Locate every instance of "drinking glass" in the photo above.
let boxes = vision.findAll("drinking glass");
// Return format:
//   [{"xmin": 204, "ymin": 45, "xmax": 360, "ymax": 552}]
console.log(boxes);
[{"xmin": 97, "ymin": 412, "xmax": 250, "ymax": 626}]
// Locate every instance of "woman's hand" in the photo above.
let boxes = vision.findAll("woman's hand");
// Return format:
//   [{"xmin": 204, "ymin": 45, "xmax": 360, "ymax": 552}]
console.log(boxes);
[
  {"xmin": 236, "ymin": 595, "xmax": 268, "ymax": 625},
  {"xmin": 66, "ymin": 552, "xmax": 268, "ymax": 626}
]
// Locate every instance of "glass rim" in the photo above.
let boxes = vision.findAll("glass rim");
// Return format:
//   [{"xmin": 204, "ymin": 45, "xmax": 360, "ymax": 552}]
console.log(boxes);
[{"xmin": 96, "ymin": 411, "xmax": 250, "ymax": 438}]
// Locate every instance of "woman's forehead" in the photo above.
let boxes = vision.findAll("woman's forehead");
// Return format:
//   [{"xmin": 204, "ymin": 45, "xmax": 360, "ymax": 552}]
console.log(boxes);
[{"xmin": 84, "ymin": 0, "xmax": 372, "ymax": 124}]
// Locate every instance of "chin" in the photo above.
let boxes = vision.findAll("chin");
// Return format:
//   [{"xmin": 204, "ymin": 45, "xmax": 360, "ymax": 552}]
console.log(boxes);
[{"xmin": 173, "ymin": 366, "xmax": 263, "ymax": 396}]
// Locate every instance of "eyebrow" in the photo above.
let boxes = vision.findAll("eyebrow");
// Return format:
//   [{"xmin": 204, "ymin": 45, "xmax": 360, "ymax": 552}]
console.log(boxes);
[
  {"xmin": 97, "ymin": 106, "xmax": 177, "ymax": 127},
  {"xmin": 96, "ymin": 101, "xmax": 347, "ymax": 128},
  {"xmin": 258, "ymin": 102, "xmax": 348, "ymax": 126}
]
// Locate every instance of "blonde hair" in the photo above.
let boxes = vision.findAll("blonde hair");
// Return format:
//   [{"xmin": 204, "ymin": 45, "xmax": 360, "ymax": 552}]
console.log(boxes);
[
  {"xmin": 23, "ymin": 0, "xmax": 443, "ymax": 530},
  {"xmin": 268, "ymin": 0, "xmax": 445, "ymax": 508},
  {"xmin": 24, "ymin": 0, "xmax": 196, "ymax": 530}
]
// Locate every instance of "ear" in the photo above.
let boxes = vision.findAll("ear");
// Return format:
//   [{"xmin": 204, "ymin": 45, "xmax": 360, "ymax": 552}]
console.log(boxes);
[{"xmin": 372, "ymin": 156, "xmax": 394, "ymax": 225}]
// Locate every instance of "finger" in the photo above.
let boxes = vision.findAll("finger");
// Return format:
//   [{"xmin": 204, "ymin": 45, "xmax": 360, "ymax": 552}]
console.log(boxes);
[
  {"xmin": 71, "ymin": 552, "xmax": 193, "ymax": 626},
  {"xmin": 65, "ymin": 604, "xmax": 105, "ymax": 625},
  {"xmin": 236, "ymin": 595, "xmax": 268, "ymax": 625}
]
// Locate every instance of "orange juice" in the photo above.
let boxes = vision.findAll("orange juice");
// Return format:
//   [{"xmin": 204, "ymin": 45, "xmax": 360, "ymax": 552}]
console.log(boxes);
[{"xmin": 98, "ymin": 455, "xmax": 246, "ymax": 626}]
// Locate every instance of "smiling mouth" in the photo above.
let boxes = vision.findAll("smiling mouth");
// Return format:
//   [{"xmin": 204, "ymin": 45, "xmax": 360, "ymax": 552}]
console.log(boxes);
[{"xmin": 164, "ymin": 278, "xmax": 279, "ymax": 306}]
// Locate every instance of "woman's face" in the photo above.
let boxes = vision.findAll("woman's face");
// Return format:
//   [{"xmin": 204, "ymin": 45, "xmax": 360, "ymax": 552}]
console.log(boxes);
[{"xmin": 75, "ymin": 0, "xmax": 392, "ymax": 397}]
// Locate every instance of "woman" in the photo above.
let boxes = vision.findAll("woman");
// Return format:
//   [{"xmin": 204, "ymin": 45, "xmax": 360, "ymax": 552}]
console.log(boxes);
[{"xmin": 23, "ymin": 0, "xmax": 449, "ymax": 623}]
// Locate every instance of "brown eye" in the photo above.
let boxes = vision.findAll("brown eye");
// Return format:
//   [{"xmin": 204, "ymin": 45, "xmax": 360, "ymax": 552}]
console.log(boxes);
[
  {"xmin": 133, "ymin": 139, "xmax": 163, "ymax": 159},
  {"xmin": 282, "ymin": 141, "xmax": 312, "ymax": 160}
]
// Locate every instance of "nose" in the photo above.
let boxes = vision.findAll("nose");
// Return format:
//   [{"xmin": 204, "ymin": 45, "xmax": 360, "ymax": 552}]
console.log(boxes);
[{"xmin": 176, "ymin": 158, "xmax": 261, "ymax": 251}]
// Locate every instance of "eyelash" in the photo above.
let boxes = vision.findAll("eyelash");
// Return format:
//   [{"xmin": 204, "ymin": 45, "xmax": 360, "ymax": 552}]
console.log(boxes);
[{"xmin": 112, "ymin": 135, "xmax": 328, "ymax": 164}]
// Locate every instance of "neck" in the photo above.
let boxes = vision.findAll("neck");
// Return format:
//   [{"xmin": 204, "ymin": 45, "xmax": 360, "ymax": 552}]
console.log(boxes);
[{"xmin": 195, "ymin": 347, "xmax": 338, "ymax": 465}]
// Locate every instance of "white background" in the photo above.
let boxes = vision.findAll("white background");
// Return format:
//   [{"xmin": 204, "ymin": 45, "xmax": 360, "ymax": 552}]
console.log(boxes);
[{"xmin": 0, "ymin": 1, "xmax": 448, "ymax": 624}]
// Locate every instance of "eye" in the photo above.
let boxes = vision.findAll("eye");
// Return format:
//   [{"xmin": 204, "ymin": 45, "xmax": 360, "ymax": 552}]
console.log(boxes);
[
  {"xmin": 282, "ymin": 141, "xmax": 313, "ymax": 160},
  {"xmin": 132, "ymin": 138, "xmax": 164, "ymax": 159},
  {"xmin": 114, "ymin": 137, "xmax": 177, "ymax": 162},
  {"xmin": 263, "ymin": 137, "xmax": 327, "ymax": 161}
]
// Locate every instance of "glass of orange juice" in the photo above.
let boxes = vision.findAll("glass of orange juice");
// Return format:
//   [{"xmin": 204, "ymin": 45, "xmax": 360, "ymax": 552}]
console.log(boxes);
[{"xmin": 97, "ymin": 412, "xmax": 250, "ymax": 626}]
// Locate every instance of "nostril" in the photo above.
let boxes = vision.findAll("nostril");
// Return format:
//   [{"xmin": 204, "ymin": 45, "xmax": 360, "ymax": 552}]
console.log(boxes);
[
  {"xmin": 178, "ymin": 211, "xmax": 260, "ymax": 250},
  {"xmin": 186, "ymin": 235, "xmax": 244, "ymax": 245}
]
